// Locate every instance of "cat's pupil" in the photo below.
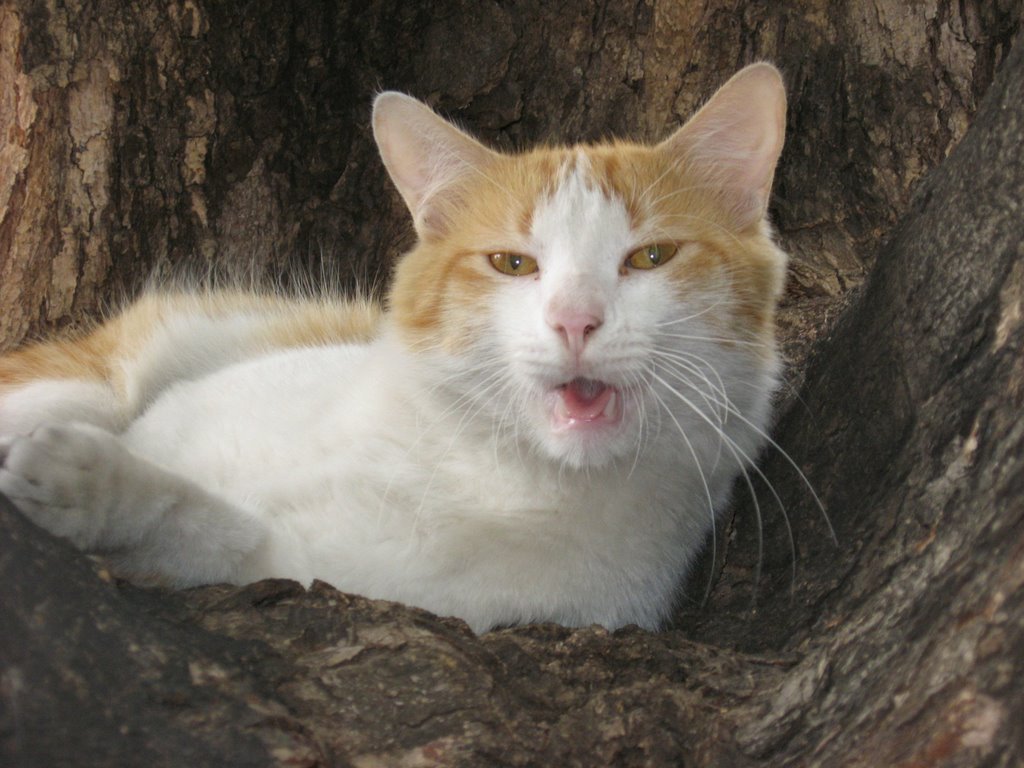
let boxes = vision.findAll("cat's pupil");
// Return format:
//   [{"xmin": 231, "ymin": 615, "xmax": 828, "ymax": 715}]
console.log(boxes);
[
  {"xmin": 510, "ymin": 255, "xmax": 522, "ymax": 271},
  {"xmin": 647, "ymin": 246, "xmax": 661, "ymax": 264}
]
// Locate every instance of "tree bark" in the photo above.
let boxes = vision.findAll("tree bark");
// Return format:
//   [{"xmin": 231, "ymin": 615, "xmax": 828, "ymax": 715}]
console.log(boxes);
[
  {"xmin": 2, "ymin": 0, "xmax": 1019, "ymax": 348},
  {"xmin": 2, "ymin": 1, "xmax": 1023, "ymax": 766}
]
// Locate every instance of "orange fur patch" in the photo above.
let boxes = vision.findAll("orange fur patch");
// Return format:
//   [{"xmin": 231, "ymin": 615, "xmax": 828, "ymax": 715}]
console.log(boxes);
[
  {"xmin": 388, "ymin": 148, "xmax": 564, "ymax": 350},
  {"xmin": 388, "ymin": 138, "xmax": 785, "ymax": 356},
  {"xmin": 585, "ymin": 142, "xmax": 785, "ymax": 349},
  {"xmin": 0, "ymin": 291, "xmax": 384, "ymax": 396}
]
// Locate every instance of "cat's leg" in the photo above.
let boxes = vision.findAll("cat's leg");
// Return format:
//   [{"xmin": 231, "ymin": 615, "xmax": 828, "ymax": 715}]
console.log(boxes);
[{"xmin": 0, "ymin": 422, "xmax": 265, "ymax": 585}]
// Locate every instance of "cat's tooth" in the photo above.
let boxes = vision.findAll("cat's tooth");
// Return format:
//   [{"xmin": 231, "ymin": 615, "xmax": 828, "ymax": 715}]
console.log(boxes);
[
  {"xmin": 554, "ymin": 394, "xmax": 571, "ymax": 423},
  {"xmin": 603, "ymin": 390, "xmax": 618, "ymax": 419}
]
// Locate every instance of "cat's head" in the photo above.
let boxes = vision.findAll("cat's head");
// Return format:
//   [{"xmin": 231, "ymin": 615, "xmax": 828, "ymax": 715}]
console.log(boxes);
[{"xmin": 373, "ymin": 64, "xmax": 788, "ymax": 469}]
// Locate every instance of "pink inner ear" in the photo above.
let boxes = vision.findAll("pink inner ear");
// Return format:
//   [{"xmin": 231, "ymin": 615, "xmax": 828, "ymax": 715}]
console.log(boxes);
[
  {"xmin": 372, "ymin": 92, "xmax": 496, "ymax": 238},
  {"xmin": 659, "ymin": 64, "xmax": 787, "ymax": 229}
]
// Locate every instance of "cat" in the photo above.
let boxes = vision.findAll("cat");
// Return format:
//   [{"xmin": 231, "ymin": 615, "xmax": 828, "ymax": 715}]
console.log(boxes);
[{"xmin": 0, "ymin": 63, "xmax": 788, "ymax": 633}]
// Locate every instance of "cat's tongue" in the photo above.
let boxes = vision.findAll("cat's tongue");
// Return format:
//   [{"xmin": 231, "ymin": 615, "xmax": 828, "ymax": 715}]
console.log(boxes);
[{"xmin": 554, "ymin": 378, "xmax": 619, "ymax": 427}]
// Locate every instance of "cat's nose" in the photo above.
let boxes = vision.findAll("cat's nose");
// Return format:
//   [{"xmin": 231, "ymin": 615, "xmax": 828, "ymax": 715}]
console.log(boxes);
[{"xmin": 549, "ymin": 310, "xmax": 603, "ymax": 356}]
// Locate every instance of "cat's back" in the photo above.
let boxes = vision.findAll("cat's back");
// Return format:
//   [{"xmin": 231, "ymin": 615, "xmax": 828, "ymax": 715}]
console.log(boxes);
[
  {"xmin": 0, "ymin": 287, "xmax": 385, "ymax": 438},
  {"xmin": 105, "ymin": 289, "xmax": 381, "ymax": 405}
]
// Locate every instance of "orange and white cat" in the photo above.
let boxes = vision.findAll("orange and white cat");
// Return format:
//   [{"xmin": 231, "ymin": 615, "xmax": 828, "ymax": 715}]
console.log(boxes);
[{"xmin": 0, "ymin": 64, "xmax": 787, "ymax": 632}]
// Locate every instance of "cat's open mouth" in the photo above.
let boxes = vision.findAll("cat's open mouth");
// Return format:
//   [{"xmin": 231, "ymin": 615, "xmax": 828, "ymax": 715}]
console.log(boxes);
[{"xmin": 550, "ymin": 377, "xmax": 622, "ymax": 431}]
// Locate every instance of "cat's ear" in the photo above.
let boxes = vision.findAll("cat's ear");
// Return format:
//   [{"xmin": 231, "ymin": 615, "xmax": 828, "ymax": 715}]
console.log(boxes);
[
  {"xmin": 659, "ymin": 63, "xmax": 786, "ymax": 230},
  {"xmin": 373, "ymin": 92, "xmax": 497, "ymax": 238}
]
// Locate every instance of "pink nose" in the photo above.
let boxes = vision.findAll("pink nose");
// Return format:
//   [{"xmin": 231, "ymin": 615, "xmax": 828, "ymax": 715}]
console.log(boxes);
[{"xmin": 549, "ymin": 311, "xmax": 603, "ymax": 355}]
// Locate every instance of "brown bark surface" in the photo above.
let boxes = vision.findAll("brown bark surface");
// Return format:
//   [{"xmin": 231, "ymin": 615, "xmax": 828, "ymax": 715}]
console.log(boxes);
[
  {"xmin": 2, "ymin": 1, "xmax": 1023, "ymax": 766},
  {"xmin": 2, "ymin": 0, "xmax": 1018, "ymax": 349}
]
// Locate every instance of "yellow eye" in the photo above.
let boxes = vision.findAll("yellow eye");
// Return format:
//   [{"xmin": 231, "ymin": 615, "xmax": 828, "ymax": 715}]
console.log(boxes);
[
  {"xmin": 625, "ymin": 243, "xmax": 679, "ymax": 270},
  {"xmin": 489, "ymin": 252, "xmax": 539, "ymax": 277}
]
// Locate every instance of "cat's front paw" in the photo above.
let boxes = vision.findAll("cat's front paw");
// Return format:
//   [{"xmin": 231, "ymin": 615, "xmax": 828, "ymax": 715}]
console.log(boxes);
[{"xmin": 0, "ymin": 423, "xmax": 126, "ymax": 549}]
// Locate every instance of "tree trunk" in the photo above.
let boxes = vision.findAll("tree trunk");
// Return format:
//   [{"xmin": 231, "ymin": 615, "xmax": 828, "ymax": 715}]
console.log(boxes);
[{"xmin": 1, "ymin": 1, "xmax": 1023, "ymax": 766}]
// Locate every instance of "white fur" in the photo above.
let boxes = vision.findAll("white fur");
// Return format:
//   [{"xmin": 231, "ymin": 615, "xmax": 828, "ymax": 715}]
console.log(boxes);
[
  {"xmin": 0, "ymin": 72, "xmax": 786, "ymax": 632},
  {"xmin": 0, "ymin": 175, "xmax": 776, "ymax": 633},
  {"xmin": 0, "ymin": 379, "xmax": 125, "ymax": 435}
]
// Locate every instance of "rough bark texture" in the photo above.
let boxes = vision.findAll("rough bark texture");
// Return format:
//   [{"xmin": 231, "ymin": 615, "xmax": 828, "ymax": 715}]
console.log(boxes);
[
  {"xmin": 2, "ymin": 0, "xmax": 1020, "ymax": 348},
  {"xmin": 2, "ymin": 1, "xmax": 1023, "ymax": 766}
]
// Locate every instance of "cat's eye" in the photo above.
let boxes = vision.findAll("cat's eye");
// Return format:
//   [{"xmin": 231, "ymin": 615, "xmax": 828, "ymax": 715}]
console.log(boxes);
[
  {"xmin": 489, "ymin": 252, "xmax": 539, "ymax": 277},
  {"xmin": 625, "ymin": 243, "xmax": 679, "ymax": 270}
]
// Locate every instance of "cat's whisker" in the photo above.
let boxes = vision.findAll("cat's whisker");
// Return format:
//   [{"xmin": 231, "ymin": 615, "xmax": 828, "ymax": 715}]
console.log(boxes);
[
  {"xmin": 492, "ymin": 385, "xmax": 517, "ymax": 466},
  {"xmin": 624, "ymin": 372, "xmax": 649, "ymax": 481},
  {"xmin": 660, "ymin": 336, "xmax": 833, "ymax": 549},
  {"xmin": 648, "ymin": 386, "xmax": 719, "ymax": 605},
  {"xmin": 653, "ymin": 298, "xmax": 729, "ymax": 327},
  {"xmin": 651, "ymin": 358, "xmax": 729, "ymax": 431},
  {"xmin": 655, "ymin": 350, "xmax": 738, "ymax": 434},
  {"xmin": 650, "ymin": 359, "xmax": 729, "ymax": 480},
  {"xmin": 649, "ymin": 369, "xmax": 800, "ymax": 596},
  {"xmin": 491, "ymin": 378, "xmax": 532, "ymax": 472},
  {"xmin": 660, "ymin": 348, "xmax": 731, "ymax": 403},
  {"xmin": 703, "ymin": 392, "xmax": 836, "ymax": 545},
  {"xmin": 657, "ymin": 332, "xmax": 771, "ymax": 350},
  {"xmin": 661, "ymin": 354, "xmax": 773, "ymax": 599},
  {"xmin": 413, "ymin": 370, "xmax": 504, "ymax": 446},
  {"xmin": 423, "ymin": 351, "xmax": 508, "ymax": 407},
  {"xmin": 649, "ymin": 370, "xmax": 760, "ymax": 598},
  {"xmin": 652, "ymin": 349, "xmax": 731, "ymax": 409}
]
